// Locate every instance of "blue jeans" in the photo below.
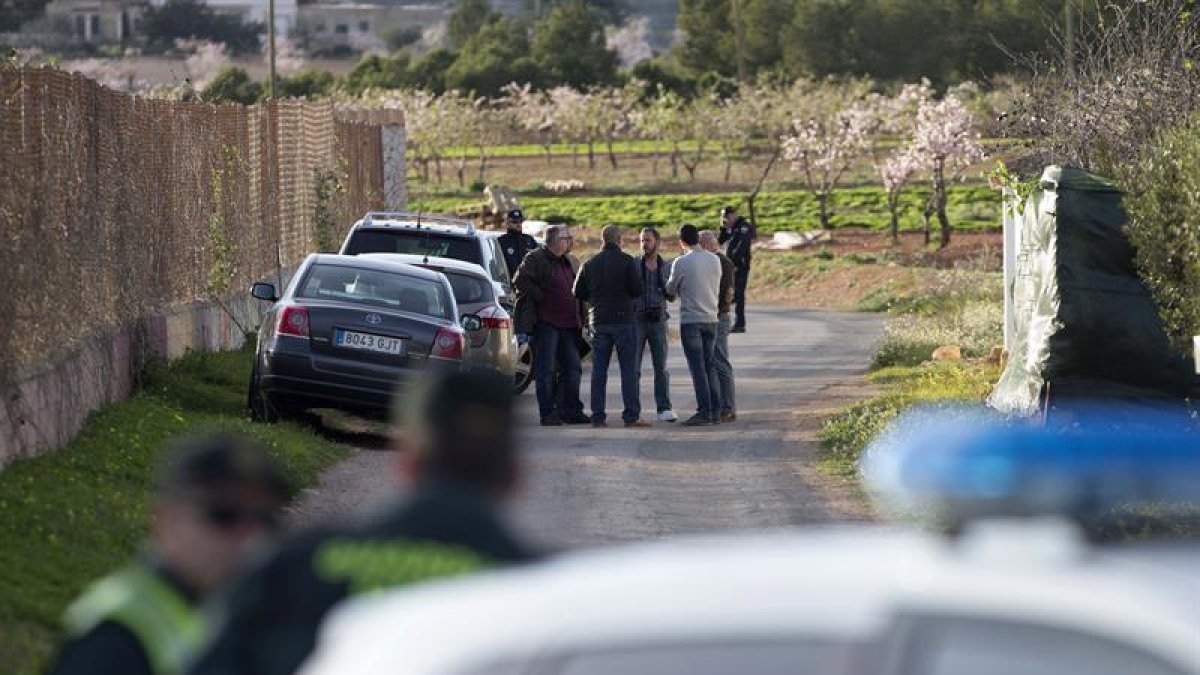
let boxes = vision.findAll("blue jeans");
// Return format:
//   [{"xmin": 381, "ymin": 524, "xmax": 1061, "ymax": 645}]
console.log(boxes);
[
  {"xmin": 634, "ymin": 317, "xmax": 672, "ymax": 413},
  {"xmin": 590, "ymin": 323, "xmax": 640, "ymax": 423},
  {"xmin": 714, "ymin": 313, "xmax": 736, "ymax": 414},
  {"xmin": 534, "ymin": 323, "xmax": 584, "ymax": 420},
  {"xmin": 680, "ymin": 322, "xmax": 719, "ymax": 420}
]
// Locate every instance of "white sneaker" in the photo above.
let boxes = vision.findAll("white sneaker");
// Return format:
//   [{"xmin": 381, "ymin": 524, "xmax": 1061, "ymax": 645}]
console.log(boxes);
[{"xmin": 657, "ymin": 410, "xmax": 678, "ymax": 423}]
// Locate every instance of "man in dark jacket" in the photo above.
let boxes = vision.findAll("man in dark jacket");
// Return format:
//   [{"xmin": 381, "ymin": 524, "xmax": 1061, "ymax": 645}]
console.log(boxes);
[
  {"xmin": 496, "ymin": 208, "xmax": 537, "ymax": 282},
  {"xmin": 574, "ymin": 224, "xmax": 646, "ymax": 427},
  {"xmin": 188, "ymin": 369, "xmax": 537, "ymax": 675},
  {"xmin": 718, "ymin": 205, "xmax": 756, "ymax": 332},
  {"xmin": 51, "ymin": 433, "xmax": 288, "ymax": 675},
  {"xmin": 512, "ymin": 224, "xmax": 590, "ymax": 426}
]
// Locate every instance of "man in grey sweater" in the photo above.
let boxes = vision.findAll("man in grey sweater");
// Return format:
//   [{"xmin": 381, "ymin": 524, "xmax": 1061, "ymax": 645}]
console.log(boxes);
[{"xmin": 666, "ymin": 223, "xmax": 722, "ymax": 426}]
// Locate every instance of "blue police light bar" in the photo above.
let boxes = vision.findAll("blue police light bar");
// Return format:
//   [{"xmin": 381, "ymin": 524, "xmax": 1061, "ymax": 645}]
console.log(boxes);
[{"xmin": 861, "ymin": 405, "xmax": 1200, "ymax": 525}]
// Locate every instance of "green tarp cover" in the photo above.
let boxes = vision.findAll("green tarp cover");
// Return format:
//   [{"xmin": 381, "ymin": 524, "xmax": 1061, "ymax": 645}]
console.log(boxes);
[{"xmin": 989, "ymin": 166, "xmax": 1196, "ymax": 416}]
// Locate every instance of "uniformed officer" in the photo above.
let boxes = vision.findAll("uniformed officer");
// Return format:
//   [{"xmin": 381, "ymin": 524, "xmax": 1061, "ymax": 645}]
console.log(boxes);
[
  {"xmin": 717, "ymin": 205, "xmax": 756, "ymax": 333},
  {"xmin": 497, "ymin": 208, "xmax": 537, "ymax": 283},
  {"xmin": 49, "ymin": 433, "xmax": 289, "ymax": 675},
  {"xmin": 188, "ymin": 369, "xmax": 537, "ymax": 675}
]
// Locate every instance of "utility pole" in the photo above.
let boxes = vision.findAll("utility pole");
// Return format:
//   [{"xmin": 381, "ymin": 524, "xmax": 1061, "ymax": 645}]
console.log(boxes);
[
  {"xmin": 267, "ymin": 0, "xmax": 277, "ymax": 99},
  {"xmin": 730, "ymin": 0, "xmax": 747, "ymax": 82}
]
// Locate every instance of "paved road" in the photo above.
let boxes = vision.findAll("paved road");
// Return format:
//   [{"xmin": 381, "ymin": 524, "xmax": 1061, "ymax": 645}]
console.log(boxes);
[{"xmin": 290, "ymin": 307, "xmax": 884, "ymax": 550}]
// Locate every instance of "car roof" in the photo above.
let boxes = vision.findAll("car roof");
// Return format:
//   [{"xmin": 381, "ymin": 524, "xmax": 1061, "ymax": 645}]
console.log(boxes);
[
  {"xmin": 352, "ymin": 213, "xmax": 478, "ymax": 238},
  {"xmin": 358, "ymin": 253, "xmax": 491, "ymax": 279},
  {"xmin": 307, "ymin": 253, "xmax": 448, "ymax": 284},
  {"xmin": 303, "ymin": 527, "xmax": 1200, "ymax": 674}
]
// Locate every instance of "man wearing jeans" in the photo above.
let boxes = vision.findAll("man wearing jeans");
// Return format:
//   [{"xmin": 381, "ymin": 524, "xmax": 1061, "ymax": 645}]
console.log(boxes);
[
  {"xmin": 513, "ymin": 225, "xmax": 589, "ymax": 426},
  {"xmin": 666, "ymin": 223, "xmax": 722, "ymax": 427},
  {"xmin": 573, "ymin": 224, "xmax": 647, "ymax": 428},
  {"xmin": 633, "ymin": 227, "xmax": 676, "ymax": 423},
  {"xmin": 701, "ymin": 229, "xmax": 737, "ymax": 423}
]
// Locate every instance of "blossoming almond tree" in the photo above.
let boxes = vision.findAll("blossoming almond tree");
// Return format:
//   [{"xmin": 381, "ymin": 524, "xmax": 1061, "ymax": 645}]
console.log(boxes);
[
  {"xmin": 910, "ymin": 95, "xmax": 986, "ymax": 247},
  {"xmin": 501, "ymin": 82, "xmax": 558, "ymax": 166},
  {"xmin": 880, "ymin": 148, "xmax": 923, "ymax": 243},
  {"xmin": 783, "ymin": 98, "xmax": 876, "ymax": 230}
]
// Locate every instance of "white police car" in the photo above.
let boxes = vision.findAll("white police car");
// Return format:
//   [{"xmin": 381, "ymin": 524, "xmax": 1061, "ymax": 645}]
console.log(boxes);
[{"xmin": 300, "ymin": 407, "xmax": 1200, "ymax": 675}]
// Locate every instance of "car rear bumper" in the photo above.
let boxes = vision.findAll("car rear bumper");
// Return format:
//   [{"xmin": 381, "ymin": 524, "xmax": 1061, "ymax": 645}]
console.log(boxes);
[{"xmin": 260, "ymin": 347, "xmax": 457, "ymax": 413}]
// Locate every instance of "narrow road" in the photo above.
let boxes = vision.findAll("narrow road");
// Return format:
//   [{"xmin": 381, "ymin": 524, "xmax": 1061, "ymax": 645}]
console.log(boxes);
[{"xmin": 290, "ymin": 307, "xmax": 884, "ymax": 550}]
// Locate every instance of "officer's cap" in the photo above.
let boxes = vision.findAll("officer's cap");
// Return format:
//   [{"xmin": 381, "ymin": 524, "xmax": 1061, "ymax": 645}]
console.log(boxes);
[
  {"xmin": 506, "ymin": 209, "xmax": 525, "ymax": 222},
  {"xmin": 157, "ymin": 432, "xmax": 290, "ymax": 500}
]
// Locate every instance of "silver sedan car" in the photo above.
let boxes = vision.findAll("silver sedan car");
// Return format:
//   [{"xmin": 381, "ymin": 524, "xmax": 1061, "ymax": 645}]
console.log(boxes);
[{"xmin": 362, "ymin": 254, "xmax": 518, "ymax": 379}]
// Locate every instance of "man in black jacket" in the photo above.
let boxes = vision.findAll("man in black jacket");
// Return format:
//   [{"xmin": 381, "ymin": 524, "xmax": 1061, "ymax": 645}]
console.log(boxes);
[
  {"xmin": 574, "ymin": 224, "xmax": 646, "ymax": 427},
  {"xmin": 497, "ymin": 209, "xmax": 537, "ymax": 282},
  {"xmin": 718, "ymin": 205, "xmax": 756, "ymax": 333},
  {"xmin": 188, "ymin": 369, "xmax": 537, "ymax": 675}
]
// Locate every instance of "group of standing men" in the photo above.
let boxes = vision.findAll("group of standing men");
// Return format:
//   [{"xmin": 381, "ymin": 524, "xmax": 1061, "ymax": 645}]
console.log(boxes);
[{"xmin": 501, "ymin": 206, "xmax": 755, "ymax": 429}]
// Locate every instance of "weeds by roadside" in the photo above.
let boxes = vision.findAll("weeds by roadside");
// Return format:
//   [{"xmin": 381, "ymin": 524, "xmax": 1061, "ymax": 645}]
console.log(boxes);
[
  {"xmin": 0, "ymin": 344, "xmax": 346, "ymax": 674},
  {"xmin": 819, "ymin": 271, "xmax": 1004, "ymax": 480}
]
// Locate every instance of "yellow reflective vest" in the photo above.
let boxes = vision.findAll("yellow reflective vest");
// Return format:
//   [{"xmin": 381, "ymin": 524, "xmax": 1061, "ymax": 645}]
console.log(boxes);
[{"xmin": 63, "ymin": 565, "xmax": 204, "ymax": 675}]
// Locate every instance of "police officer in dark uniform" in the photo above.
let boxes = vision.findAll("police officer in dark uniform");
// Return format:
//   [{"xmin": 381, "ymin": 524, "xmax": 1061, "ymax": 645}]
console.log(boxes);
[
  {"xmin": 717, "ymin": 205, "xmax": 756, "ymax": 333},
  {"xmin": 188, "ymin": 369, "xmax": 536, "ymax": 675},
  {"xmin": 497, "ymin": 208, "xmax": 538, "ymax": 283},
  {"xmin": 49, "ymin": 433, "xmax": 289, "ymax": 675}
]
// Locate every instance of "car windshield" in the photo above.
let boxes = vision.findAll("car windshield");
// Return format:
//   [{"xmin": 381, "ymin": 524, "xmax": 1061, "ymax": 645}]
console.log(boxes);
[
  {"xmin": 440, "ymin": 270, "xmax": 494, "ymax": 305},
  {"xmin": 345, "ymin": 229, "xmax": 482, "ymax": 265},
  {"xmin": 297, "ymin": 263, "xmax": 453, "ymax": 320}
]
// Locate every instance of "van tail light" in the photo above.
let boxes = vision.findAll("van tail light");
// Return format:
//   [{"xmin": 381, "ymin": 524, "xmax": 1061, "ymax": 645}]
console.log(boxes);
[
  {"xmin": 277, "ymin": 305, "xmax": 309, "ymax": 337},
  {"xmin": 431, "ymin": 326, "xmax": 466, "ymax": 360}
]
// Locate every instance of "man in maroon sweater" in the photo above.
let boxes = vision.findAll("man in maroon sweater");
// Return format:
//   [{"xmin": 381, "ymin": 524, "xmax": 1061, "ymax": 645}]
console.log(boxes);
[{"xmin": 513, "ymin": 224, "xmax": 590, "ymax": 426}]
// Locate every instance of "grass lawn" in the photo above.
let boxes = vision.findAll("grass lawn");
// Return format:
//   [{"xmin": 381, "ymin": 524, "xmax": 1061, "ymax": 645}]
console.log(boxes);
[
  {"xmin": 411, "ymin": 185, "xmax": 1000, "ymax": 235},
  {"xmin": 0, "ymin": 344, "xmax": 348, "ymax": 675}
]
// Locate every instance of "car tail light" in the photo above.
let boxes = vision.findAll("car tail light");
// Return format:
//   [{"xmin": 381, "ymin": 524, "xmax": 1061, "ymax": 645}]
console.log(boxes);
[
  {"xmin": 431, "ymin": 326, "xmax": 465, "ymax": 360},
  {"xmin": 277, "ymin": 305, "xmax": 309, "ymax": 337},
  {"xmin": 478, "ymin": 306, "xmax": 512, "ymax": 330}
]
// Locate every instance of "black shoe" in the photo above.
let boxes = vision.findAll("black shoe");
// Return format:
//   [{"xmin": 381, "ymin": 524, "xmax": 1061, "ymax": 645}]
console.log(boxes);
[
  {"xmin": 541, "ymin": 415, "xmax": 563, "ymax": 427},
  {"xmin": 730, "ymin": 325, "xmax": 746, "ymax": 334},
  {"xmin": 592, "ymin": 418, "xmax": 607, "ymax": 428},
  {"xmin": 720, "ymin": 411, "xmax": 737, "ymax": 424},
  {"xmin": 563, "ymin": 413, "xmax": 592, "ymax": 425},
  {"xmin": 681, "ymin": 414, "xmax": 712, "ymax": 427}
]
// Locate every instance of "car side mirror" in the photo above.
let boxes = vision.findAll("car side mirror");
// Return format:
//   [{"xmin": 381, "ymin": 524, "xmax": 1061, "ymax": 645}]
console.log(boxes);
[
  {"xmin": 251, "ymin": 282, "xmax": 278, "ymax": 302},
  {"xmin": 460, "ymin": 314, "xmax": 483, "ymax": 332}
]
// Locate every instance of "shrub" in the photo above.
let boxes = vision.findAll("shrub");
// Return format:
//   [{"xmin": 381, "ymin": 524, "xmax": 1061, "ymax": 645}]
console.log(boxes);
[{"xmin": 1122, "ymin": 119, "xmax": 1200, "ymax": 352}]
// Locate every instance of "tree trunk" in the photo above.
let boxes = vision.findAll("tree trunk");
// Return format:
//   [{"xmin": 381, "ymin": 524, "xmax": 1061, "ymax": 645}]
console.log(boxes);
[
  {"xmin": 817, "ymin": 191, "xmax": 831, "ymax": 229},
  {"xmin": 889, "ymin": 197, "xmax": 900, "ymax": 244},
  {"xmin": 587, "ymin": 141, "xmax": 596, "ymax": 169},
  {"xmin": 922, "ymin": 194, "xmax": 935, "ymax": 246},
  {"xmin": 434, "ymin": 155, "xmax": 443, "ymax": 183},
  {"xmin": 476, "ymin": 150, "xmax": 488, "ymax": 186},
  {"xmin": 934, "ymin": 163, "xmax": 950, "ymax": 248},
  {"xmin": 670, "ymin": 143, "xmax": 680, "ymax": 179},
  {"xmin": 746, "ymin": 146, "xmax": 781, "ymax": 227},
  {"xmin": 607, "ymin": 139, "xmax": 618, "ymax": 170},
  {"xmin": 724, "ymin": 154, "xmax": 733, "ymax": 184},
  {"xmin": 543, "ymin": 145, "xmax": 553, "ymax": 166}
]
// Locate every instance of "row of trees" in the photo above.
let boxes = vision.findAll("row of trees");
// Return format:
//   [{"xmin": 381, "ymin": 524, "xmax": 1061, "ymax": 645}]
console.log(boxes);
[
  {"xmin": 675, "ymin": 0, "xmax": 1081, "ymax": 86},
  {"xmin": 367, "ymin": 77, "xmax": 986, "ymax": 246}
]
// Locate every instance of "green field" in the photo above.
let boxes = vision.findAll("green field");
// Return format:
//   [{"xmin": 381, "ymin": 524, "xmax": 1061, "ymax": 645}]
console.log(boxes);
[
  {"xmin": 0, "ymin": 345, "xmax": 348, "ymax": 674},
  {"xmin": 412, "ymin": 185, "xmax": 1001, "ymax": 234}
]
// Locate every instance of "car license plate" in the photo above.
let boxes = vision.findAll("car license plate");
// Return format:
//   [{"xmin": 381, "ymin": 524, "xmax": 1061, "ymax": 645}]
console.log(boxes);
[{"xmin": 335, "ymin": 330, "xmax": 406, "ymax": 356}]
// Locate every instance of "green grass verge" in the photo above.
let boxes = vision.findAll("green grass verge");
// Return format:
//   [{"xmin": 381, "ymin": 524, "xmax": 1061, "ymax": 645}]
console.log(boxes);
[
  {"xmin": 819, "ymin": 362, "xmax": 1000, "ymax": 480},
  {"xmin": 411, "ymin": 185, "xmax": 1000, "ymax": 234},
  {"xmin": 0, "ymin": 344, "xmax": 348, "ymax": 674}
]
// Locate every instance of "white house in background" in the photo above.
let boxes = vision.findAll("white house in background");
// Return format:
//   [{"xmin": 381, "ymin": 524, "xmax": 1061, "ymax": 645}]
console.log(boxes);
[
  {"xmin": 296, "ymin": 2, "xmax": 444, "ymax": 52},
  {"xmin": 144, "ymin": 0, "xmax": 297, "ymax": 37}
]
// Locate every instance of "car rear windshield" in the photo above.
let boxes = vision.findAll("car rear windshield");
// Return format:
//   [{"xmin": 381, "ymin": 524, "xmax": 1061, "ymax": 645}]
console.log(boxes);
[
  {"xmin": 441, "ymin": 271, "xmax": 494, "ymax": 305},
  {"xmin": 345, "ymin": 229, "xmax": 483, "ymax": 265},
  {"xmin": 298, "ymin": 264, "xmax": 453, "ymax": 320}
]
